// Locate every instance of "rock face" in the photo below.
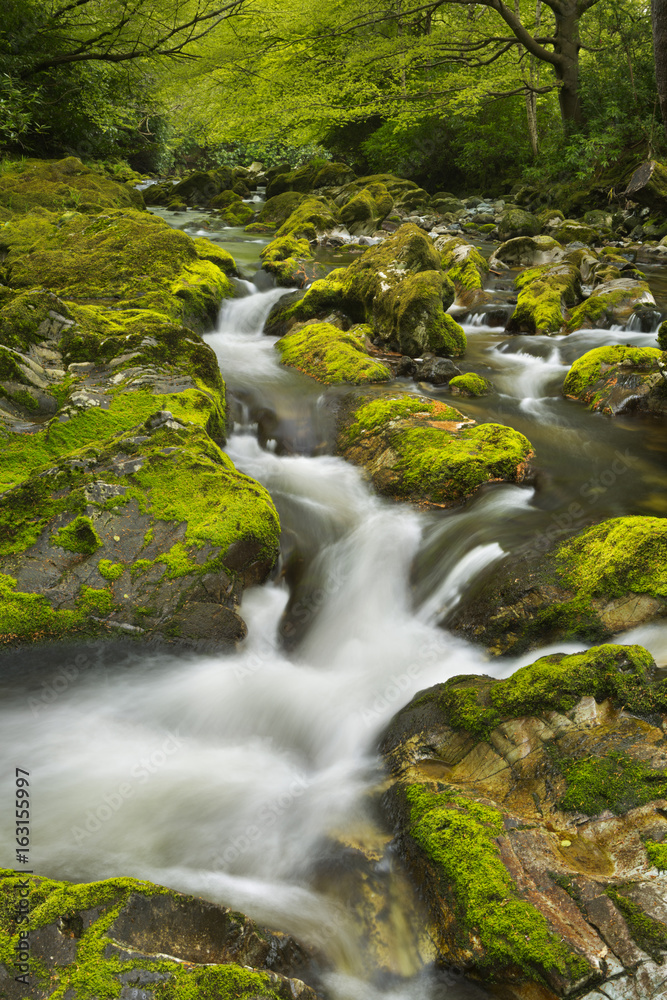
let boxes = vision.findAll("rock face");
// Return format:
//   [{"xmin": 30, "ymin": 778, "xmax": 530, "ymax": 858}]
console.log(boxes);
[
  {"xmin": 563, "ymin": 345, "xmax": 667, "ymax": 416},
  {"xmin": 451, "ymin": 516, "xmax": 667, "ymax": 655},
  {"xmin": 336, "ymin": 392, "xmax": 533, "ymax": 505},
  {"xmin": 379, "ymin": 643, "xmax": 667, "ymax": 1000},
  {"xmin": 624, "ymin": 160, "xmax": 667, "ymax": 214},
  {"xmin": 0, "ymin": 871, "xmax": 323, "ymax": 1000},
  {"xmin": 0, "ymin": 160, "xmax": 280, "ymax": 648}
]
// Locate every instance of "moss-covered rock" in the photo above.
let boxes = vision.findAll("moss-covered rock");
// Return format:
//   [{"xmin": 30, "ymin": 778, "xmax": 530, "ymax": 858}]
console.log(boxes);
[
  {"xmin": 448, "ymin": 373, "xmax": 492, "ymax": 396},
  {"xmin": 624, "ymin": 159, "xmax": 667, "ymax": 214},
  {"xmin": 209, "ymin": 190, "xmax": 255, "ymax": 226},
  {"xmin": 378, "ymin": 643, "xmax": 667, "ymax": 996},
  {"xmin": 451, "ymin": 515, "xmax": 667, "ymax": 655},
  {"xmin": 0, "ymin": 170, "xmax": 280, "ymax": 648},
  {"xmin": 489, "ymin": 234, "xmax": 563, "ymax": 269},
  {"xmin": 337, "ymin": 392, "xmax": 533, "ymax": 505},
  {"xmin": 551, "ymin": 220, "xmax": 598, "ymax": 245},
  {"xmin": 275, "ymin": 196, "xmax": 340, "ymax": 241},
  {"xmin": 333, "ymin": 225, "xmax": 466, "ymax": 357},
  {"xmin": 260, "ymin": 235, "xmax": 317, "ymax": 288},
  {"xmin": 258, "ymin": 191, "xmax": 308, "ymax": 227},
  {"xmin": 0, "ymin": 869, "xmax": 322, "ymax": 1000},
  {"xmin": 433, "ymin": 235, "xmax": 489, "ymax": 308},
  {"xmin": 276, "ymin": 321, "xmax": 391, "ymax": 384},
  {"xmin": 0, "ymin": 157, "xmax": 143, "ymax": 220},
  {"xmin": 0, "ymin": 208, "xmax": 233, "ymax": 331},
  {"xmin": 266, "ymin": 159, "xmax": 350, "ymax": 199},
  {"xmin": 563, "ymin": 344, "xmax": 667, "ymax": 416},
  {"xmin": 146, "ymin": 168, "xmax": 232, "ymax": 209},
  {"xmin": 565, "ymin": 277, "xmax": 656, "ymax": 332},
  {"xmin": 507, "ymin": 262, "xmax": 581, "ymax": 335},
  {"xmin": 497, "ymin": 208, "xmax": 540, "ymax": 239},
  {"xmin": 340, "ymin": 183, "xmax": 393, "ymax": 236}
]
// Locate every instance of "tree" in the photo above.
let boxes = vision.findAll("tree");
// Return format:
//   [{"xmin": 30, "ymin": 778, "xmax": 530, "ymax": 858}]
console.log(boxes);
[{"xmin": 653, "ymin": 0, "xmax": 667, "ymax": 140}]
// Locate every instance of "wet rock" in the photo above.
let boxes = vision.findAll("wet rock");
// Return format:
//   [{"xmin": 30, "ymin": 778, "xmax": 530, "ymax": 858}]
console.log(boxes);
[
  {"xmin": 378, "ymin": 643, "xmax": 667, "ymax": 999},
  {"xmin": 506, "ymin": 262, "xmax": 581, "ymax": 335},
  {"xmin": 450, "ymin": 516, "xmax": 667, "ymax": 656},
  {"xmin": 497, "ymin": 208, "xmax": 540, "ymax": 239},
  {"xmin": 432, "ymin": 235, "xmax": 490, "ymax": 308},
  {"xmin": 0, "ymin": 871, "xmax": 325, "ymax": 1000},
  {"xmin": 489, "ymin": 235, "xmax": 564, "ymax": 269},
  {"xmin": 563, "ymin": 345, "xmax": 667, "ymax": 417},
  {"xmin": 565, "ymin": 277, "xmax": 656, "ymax": 332},
  {"xmin": 336, "ymin": 391, "xmax": 533, "ymax": 506},
  {"xmin": 275, "ymin": 321, "xmax": 391, "ymax": 384},
  {"xmin": 413, "ymin": 356, "xmax": 462, "ymax": 384}
]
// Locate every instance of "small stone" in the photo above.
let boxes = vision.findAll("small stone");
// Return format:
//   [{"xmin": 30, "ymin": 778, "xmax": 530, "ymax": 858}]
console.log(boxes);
[
  {"xmin": 113, "ymin": 535, "xmax": 120, "ymax": 541},
  {"xmin": 560, "ymin": 840, "xmax": 572, "ymax": 847}
]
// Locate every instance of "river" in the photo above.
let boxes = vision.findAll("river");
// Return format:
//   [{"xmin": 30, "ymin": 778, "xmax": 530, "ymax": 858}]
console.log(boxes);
[{"xmin": 1, "ymin": 205, "xmax": 667, "ymax": 1000}]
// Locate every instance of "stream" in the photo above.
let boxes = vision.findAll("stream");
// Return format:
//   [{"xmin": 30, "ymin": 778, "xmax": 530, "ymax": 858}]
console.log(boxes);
[{"xmin": 2, "ymin": 207, "xmax": 667, "ymax": 1000}]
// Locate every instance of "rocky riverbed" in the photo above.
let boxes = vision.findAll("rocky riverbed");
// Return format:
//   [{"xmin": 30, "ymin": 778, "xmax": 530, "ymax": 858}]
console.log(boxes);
[{"xmin": 1, "ymin": 153, "xmax": 667, "ymax": 1000}]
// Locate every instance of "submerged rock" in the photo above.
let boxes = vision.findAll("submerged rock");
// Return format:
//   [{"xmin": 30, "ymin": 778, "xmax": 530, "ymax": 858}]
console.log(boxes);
[
  {"xmin": 0, "ymin": 870, "xmax": 324, "ymax": 1000},
  {"xmin": 336, "ymin": 392, "xmax": 533, "ymax": 505},
  {"xmin": 451, "ymin": 516, "xmax": 667, "ymax": 655},
  {"xmin": 563, "ymin": 345, "xmax": 667, "ymax": 416},
  {"xmin": 379, "ymin": 643, "xmax": 667, "ymax": 999}
]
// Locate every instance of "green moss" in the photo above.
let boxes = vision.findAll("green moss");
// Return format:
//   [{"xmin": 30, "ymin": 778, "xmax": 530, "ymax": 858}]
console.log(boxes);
[
  {"xmin": 555, "ymin": 516, "xmax": 667, "ymax": 600},
  {"xmin": 275, "ymin": 196, "xmax": 339, "ymax": 241},
  {"xmin": 421, "ymin": 644, "xmax": 660, "ymax": 741},
  {"xmin": 646, "ymin": 840, "xmax": 667, "ymax": 870},
  {"xmin": 1, "ymin": 208, "xmax": 233, "ymax": 328},
  {"xmin": 258, "ymin": 191, "xmax": 307, "ymax": 227},
  {"xmin": 547, "ymin": 746, "xmax": 667, "ymax": 814},
  {"xmin": 507, "ymin": 264, "xmax": 580, "ymax": 335},
  {"xmin": 436, "ymin": 236, "xmax": 489, "ymax": 295},
  {"xmin": 658, "ymin": 319, "xmax": 667, "ymax": 351},
  {"xmin": 607, "ymin": 888, "xmax": 667, "ymax": 961},
  {"xmin": 405, "ymin": 784, "xmax": 582, "ymax": 979},
  {"xmin": 346, "ymin": 395, "xmax": 462, "ymax": 437},
  {"xmin": 0, "ymin": 157, "xmax": 143, "ymax": 217},
  {"xmin": 154, "ymin": 965, "xmax": 281, "ymax": 1000},
  {"xmin": 260, "ymin": 234, "xmax": 312, "ymax": 286},
  {"xmin": 565, "ymin": 280, "xmax": 653, "ymax": 332},
  {"xmin": 449, "ymin": 374, "xmax": 491, "ymax": 396},
  {"xmin": 50, "ymin": 515, "xmax": 103, "ymax": 555},
  {"xmin": 563, "ymin": 345, "xmax": 662, "ymax": 398},
  {"xmin": 276, "ymin": 322, "xmax": 391, "ymax": 384},
  {"xmin": 128, "ymin": 432, "xmax": 280, "ymax": 567},
  {"xmin": 98, "ymin": 559, "xmax": 124, "ymax": 581},
  {"xmin": 0, "ymin": 573, "xmax": 103, "ymax": 642}
]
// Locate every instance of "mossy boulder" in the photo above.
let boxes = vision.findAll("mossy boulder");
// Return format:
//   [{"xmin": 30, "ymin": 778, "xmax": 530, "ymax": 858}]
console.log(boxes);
[
  {"xmin": 624, "ymin": 159, "xmax": 667, "ymax": 214},
  {"xmin": 506, "ymin": 262, "xmax": 581, "ymax": 335},
  {"xmin": 565, "ymin": 277, "xmax": 656, "ymax": 332},
  {"xmin": 563, "ymin": 345, "xmax": 667, "ymax": 416},
  {"xmin": 489, "ymin": 235, "xmax": 563, "ymax": 269},
  {"xmin": 265, "ymin": 159, "xmax": 350, "ymax": 199},
  {"xmin": 340, "ymin": 183, "xmax": 393, "ymax": 236},
  {"xmin": 0, "ymin": 870, "xmax": 322, "ymax": 1000},
  {"xmin": 260, "ymin": 234, "xmax": 318, "ymax": 288},
  {"xmin": 433, "ymin": 235, "xmax": 489, "ymax": 308},
  {"xmin": 451, "ymin": 515, "xmax": 667, "ymax": 655},
  {"xmin": 334, "ymin": 224, "xmax": 466, "ymax": 357},
  {"xmin": 660, "ymin": 319, "xmax": 667, "ymax": 350},
  {"xmin": 0, "ymin": 181, "xmax": 279, "ymax": 648},
  {"xmin": 448, "ymin": 373, "xmax": 492, "ymax": 396},
  {"xmin": 337, "ymin": 392, "xmax": 533, "ymax": 505},
  {"xmin": 0, "ymin": 157, "xmax": 143, "ymax": 220},
  {"xmin": 552, "ymin": 220, "xmax": 598, "ymax": 245},
  {"xmin": 147, "ymin": 168, "xmax": 232, "ymax": 209},
  {"xmin": 276, "ymin": 321, "xmax": 391, "ymax": 384},
  {"xmin": 0, "ymin": 208, "xmax": 234, "ymax": 332},
  {"xmin": 379, "ymin": 643, "xmax": 667, "ymax": 997},
  {"xmin": 497, "ymin": 208, "xmax": 540, "ymax": 239},
  {"xmin": 258, "ymin": 191, "xmax": 308, "ymax": 227},
  {"xmin": 209, "ymin": 190, "xmax": 255, "ymax": 226},
  {"xmin": 275, "ymin": 196, "xmax": 340, "ymax": 241}
]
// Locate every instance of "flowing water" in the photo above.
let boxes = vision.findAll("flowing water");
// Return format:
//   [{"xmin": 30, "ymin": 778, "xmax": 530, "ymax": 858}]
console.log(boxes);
[{"xmin": 2, "ymin": 216, "xmax": 667, "ymax": 1000}]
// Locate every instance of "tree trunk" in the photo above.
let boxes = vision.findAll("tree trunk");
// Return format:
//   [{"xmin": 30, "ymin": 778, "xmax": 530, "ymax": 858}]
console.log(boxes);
[
  {"xmin": 552, "ymin": 1, "xmax": 582, "ymax": 127},
  {"xmin": 653, "ymin": 0, "xmax": 667, "ymax": 142}
]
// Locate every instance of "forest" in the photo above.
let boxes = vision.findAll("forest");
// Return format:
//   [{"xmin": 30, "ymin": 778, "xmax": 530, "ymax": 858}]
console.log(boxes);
[{"xmin": 2, "ymin": 0, "xmax": 666, "ymax": 191}]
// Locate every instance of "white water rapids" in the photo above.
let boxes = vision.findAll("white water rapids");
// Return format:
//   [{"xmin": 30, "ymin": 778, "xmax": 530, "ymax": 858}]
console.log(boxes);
[{"xmin": 2, "ymin": 276, "xmax": 667, "ymax": 1000}]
